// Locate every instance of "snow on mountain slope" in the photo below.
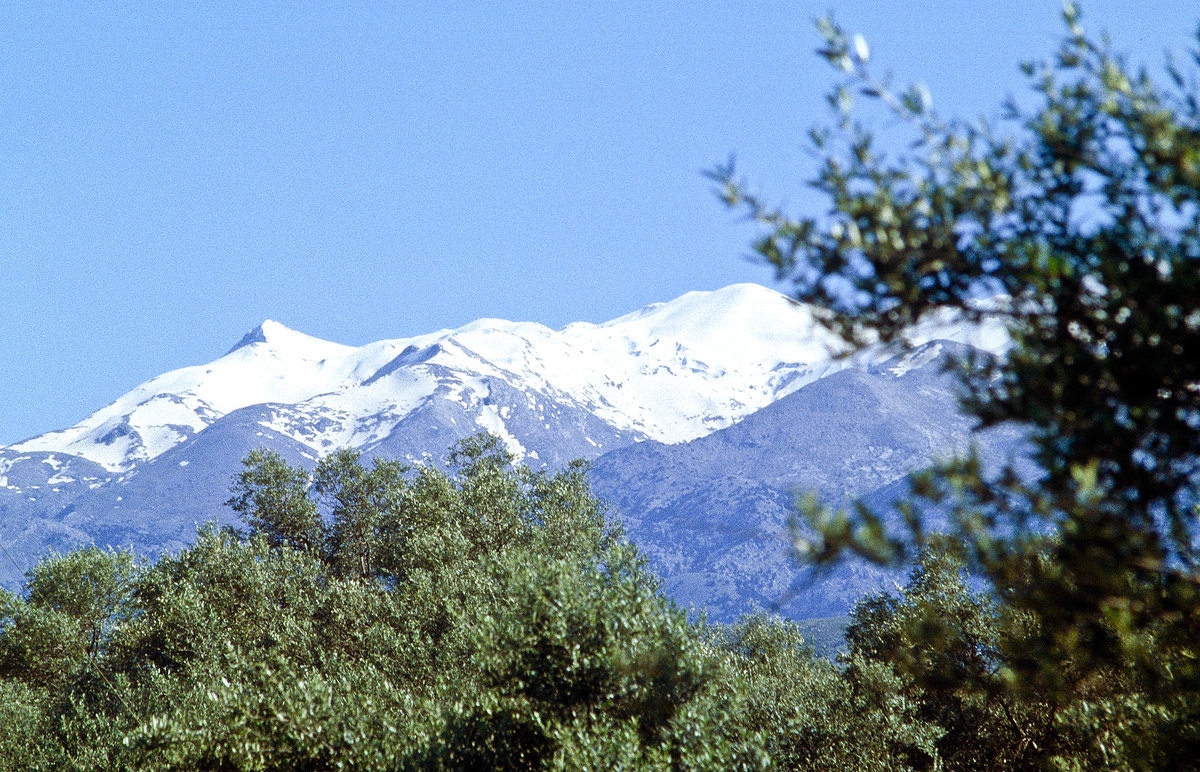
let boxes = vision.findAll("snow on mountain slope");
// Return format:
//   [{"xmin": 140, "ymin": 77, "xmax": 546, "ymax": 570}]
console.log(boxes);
[
  {"xmin": 10, "ymin": 321, "xmax": 363, "ymax": 471},
  {"xmin": 4, "ymin": 284, "xmax": 1008, "ymax": 474}
]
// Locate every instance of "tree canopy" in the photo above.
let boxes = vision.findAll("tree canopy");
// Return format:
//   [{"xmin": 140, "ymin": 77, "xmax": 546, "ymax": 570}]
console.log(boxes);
[
  {"xmin": 0, "ymin": 438, "xmax": 895, "ymax": 770},
  {"xmin": 711, "ymin": 3, "xmax": 1200, "ymax": 763},
  {"xmin": 5, "ymin": 435, "xmax": 1159, "ymax": 770}
]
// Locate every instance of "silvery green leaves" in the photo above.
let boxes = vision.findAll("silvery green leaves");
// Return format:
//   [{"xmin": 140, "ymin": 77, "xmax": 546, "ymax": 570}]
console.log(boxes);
[{"xmin": 714, "ymin": 7, "xmax": 1200, "ymax": 746}]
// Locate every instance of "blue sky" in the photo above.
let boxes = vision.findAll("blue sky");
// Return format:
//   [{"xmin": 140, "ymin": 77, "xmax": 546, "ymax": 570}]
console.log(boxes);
[{"xmin": 1, "ymin": 2, "xmax": 1197, "ymax": 444}]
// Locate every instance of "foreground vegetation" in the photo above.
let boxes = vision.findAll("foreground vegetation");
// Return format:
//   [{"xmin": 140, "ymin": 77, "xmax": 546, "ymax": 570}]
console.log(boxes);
[
  {"xmin": 710, "ymin": 4, "xmax": 1200, "ymax": 769},
  {"xmin": 0, "ymin": 435, "xmax": 1187, "ymax": 769}
]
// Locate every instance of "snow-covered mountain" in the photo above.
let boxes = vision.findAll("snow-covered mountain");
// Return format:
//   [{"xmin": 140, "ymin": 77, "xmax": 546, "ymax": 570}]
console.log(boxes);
[
  {"xmin": 0, "ymin": 283, "xmax": 1010, "ymax": 617},
  {"xmin": 589, "ymin": 341, "xmax": 1030, "ymax": 621},
  {"xmin": 8, "ymin": 285, "xmax": 852, "ymax": 472},
  {"xmin": 5, "ymin": 284, "xmax": 1006, "ymax": 474}
]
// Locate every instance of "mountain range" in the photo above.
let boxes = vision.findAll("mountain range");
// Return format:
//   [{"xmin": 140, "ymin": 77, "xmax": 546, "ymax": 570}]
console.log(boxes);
[{"xmin": 0, "ymin": 283, "xmax": 1013, "ymax": 619}]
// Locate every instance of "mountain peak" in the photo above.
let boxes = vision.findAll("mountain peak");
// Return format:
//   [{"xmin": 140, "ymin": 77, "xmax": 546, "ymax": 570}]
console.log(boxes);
[
  {"xmin": 228, "ymin": 320, "xmax": 282, "ymax": 353},
  {"xmin": 226, "ymin": 320, "xmax": 354, "ymax": 360},
  {"xmin": 591, "ymin": 282, "xmax": 847, "ymax": 369}
]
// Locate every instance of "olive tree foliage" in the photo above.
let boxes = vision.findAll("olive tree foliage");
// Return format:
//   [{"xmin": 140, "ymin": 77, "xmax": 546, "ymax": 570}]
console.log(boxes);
[
  {"xmin": 713, "ymin": 2, "xmax": 1200, "ymax": 690},
  {"xmin": 11, "ymin": 435, "xmax": 1150, "ymax": 769},
  {"xmin": 840, "ymin": 541, "xmax": 1060, "ymax": 771},
  {"xmin": 227, "ymin": 447, "xmax": 324, "ymax": 555},
  {"xmin": 5, "ymin": 435, "xmax": 911, "ymax": 770},
  {"xmin": 0, "ymin": 548, "xmax": 140, "ymax": 689},
  {"xmin": 719, "ymin": 615, "xmax": 942, "ymax": 772}
]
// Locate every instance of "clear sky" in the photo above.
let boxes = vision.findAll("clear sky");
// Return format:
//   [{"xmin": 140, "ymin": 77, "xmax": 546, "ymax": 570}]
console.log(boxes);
[{"xmin": 1, "ymin": 2, "xmax": 1197, "ymax": 444}]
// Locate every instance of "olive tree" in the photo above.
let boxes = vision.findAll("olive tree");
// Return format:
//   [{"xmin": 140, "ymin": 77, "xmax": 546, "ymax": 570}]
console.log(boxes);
[{"xmin": 711, "ymin": 5, "xmax": 1200, "ymax": 763}]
